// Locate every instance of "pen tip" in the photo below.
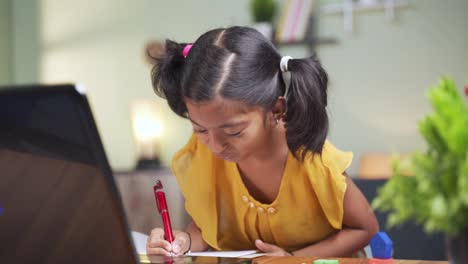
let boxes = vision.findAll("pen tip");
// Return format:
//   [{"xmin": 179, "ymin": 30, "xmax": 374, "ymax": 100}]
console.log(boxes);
[{"xmin": 154, "ymin": 180, "xmax": 163, "ymax": 189}]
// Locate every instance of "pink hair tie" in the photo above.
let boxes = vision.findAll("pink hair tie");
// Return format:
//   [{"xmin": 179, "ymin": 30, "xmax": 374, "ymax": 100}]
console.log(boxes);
[{"xmin": 182, "ymin": 44, "xmax": 193, "ymax": 58}]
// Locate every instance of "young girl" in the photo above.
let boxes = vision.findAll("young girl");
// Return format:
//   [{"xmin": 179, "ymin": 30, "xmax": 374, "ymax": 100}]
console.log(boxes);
[{"xmin": 146, "ymin": 26, "xmax": 378, "ymax": 257}]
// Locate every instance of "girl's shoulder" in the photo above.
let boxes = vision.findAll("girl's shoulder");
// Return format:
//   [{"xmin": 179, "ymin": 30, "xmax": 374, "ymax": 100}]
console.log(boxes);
[
  {"xmin": 297, "ymin": 141, "xmax": 353, "ymax": 189},
  {"xmin": 320, "ymin": 140, "xmax": 353, "ymax": 173},
  {"xmin": 298, "ymin": 140, "xmax": 353, "ymax": 229},
  {"xmin": 171, "ymin": 134, "xmax": 214, "ymax": 181},
  {"xmin": 297, "ymin": 140, "xmax": 353, "ymax": 174},
  {"xmin": 171, "ymin": 134, "xmax": 227, "ymax": 194},
  {"xmin": 170, "ymin": 134, "xmax": 221, "ymax": 249},
  {"xmin": 172, "ymin": 134, "xmax": 200, "ymax": 164}
]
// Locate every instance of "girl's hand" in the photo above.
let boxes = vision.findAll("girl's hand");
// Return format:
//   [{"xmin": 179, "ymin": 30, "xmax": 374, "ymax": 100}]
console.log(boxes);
[
  {"xmin": 171, "ymin": 231, "xmax": 191, "ymax": 255},
  {"xmin": 146, "ymin": 228, "xmax": 190, "ymax": 256},
  {"xmin": 255, "ymin": 239, "xmax": 293, "ymax": 256}
]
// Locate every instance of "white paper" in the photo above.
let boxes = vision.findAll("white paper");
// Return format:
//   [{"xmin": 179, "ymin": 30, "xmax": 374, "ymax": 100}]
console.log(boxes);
[
  {"xmin": 232, "ymin": 253, "xmax": 267, "ymax": 259},
  {"xmin": 186, "ymin": 250, "xmax": 260, "ymax": 258},
  {"xmin": 131, "ymin": 231, "xmax": 148, "ymax": 254},
  {"xmin": 131, "ymin": 231, "xmax": 265, "ymax": 258}
]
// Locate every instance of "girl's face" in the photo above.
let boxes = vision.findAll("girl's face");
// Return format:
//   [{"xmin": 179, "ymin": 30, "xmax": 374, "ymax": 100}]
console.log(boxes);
[{"xmin": 185, "ymin": 96, "xmax": 277, "ymax": 163}]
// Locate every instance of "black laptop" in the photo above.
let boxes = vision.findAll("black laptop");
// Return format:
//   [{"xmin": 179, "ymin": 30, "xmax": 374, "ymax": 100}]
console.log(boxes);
[
  {"xmin": 0, "ymin": 84, "xmax": 251, "ymax": 264},
  {"xmin": 0, "ymin": 84, "xmax": 140, "ymax": 264}
]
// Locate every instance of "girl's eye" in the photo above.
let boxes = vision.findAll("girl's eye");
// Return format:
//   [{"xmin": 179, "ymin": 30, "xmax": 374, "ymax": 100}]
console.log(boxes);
[
  {"xmin": 226, "ymin": 131, "xmax": 242, "ymax": 137},
  {"xmin": 194, "ymin": 129, "xmax": 207, "ymax": 134}
]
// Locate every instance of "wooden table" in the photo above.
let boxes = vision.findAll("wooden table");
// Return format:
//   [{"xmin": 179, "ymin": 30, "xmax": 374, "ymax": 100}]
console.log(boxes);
[
  {"xmin": 251, "ymin": 256, "xmax": 448, "ymax": 264},
  {"xmin": 142, "ymin": 255, "xmax": 448, "ymax": 264}
]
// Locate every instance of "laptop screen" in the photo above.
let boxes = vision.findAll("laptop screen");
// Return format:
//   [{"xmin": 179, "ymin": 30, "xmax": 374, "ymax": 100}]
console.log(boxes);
[{"xmin": 0, "ymin": 84, "xmax": 139, "ymax": 264}]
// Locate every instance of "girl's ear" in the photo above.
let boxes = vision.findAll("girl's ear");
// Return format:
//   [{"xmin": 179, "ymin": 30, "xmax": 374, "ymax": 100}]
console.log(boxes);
[{"xmin": 271, "ymin": 96, "xmax": 286, "ymax": 122}]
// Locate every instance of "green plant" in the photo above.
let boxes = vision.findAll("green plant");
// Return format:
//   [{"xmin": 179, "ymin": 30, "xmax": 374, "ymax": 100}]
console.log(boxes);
[
  {"xmin": 250, "ymin": 0, "xmax": 277, "ymax": 23},
  {"xmin": 373, "ymin": 78, "xmax": 468, "ymax": 236}
]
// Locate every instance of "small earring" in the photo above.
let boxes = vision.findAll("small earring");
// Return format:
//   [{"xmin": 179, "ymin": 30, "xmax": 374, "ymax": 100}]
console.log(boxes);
[{"xmin": 275, "ymin": 119, "xmax": 280, "ymax": 125}]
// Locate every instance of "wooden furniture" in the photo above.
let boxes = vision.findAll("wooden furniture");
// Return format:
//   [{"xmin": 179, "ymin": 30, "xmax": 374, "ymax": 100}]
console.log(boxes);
[
  {"xmin": 142, "ymin": 255, "xmax": 447, "ymax": 264},
  {"xmin": 252, "ymin": 256, "xmax": 448, "ymax": 264},
  {"xmin": 358, "ymin": 153, "xmax": 394, "ymax": 179},
  {"xmin": 358, "ymin": 153, "xmax": 411, "ymax": 179}
]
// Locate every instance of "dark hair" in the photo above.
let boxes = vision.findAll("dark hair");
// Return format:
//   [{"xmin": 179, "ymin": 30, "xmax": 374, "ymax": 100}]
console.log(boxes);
[{"xmin": 151, "ymin": 26, "xmax": 328, "ymax": 160}]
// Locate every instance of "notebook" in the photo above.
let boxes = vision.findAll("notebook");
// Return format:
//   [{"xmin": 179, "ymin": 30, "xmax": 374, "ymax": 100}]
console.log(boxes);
[
  {"xmin": 0, "ymin": 84, "xmax": 252, "ymax": 264},
  {"xmin": 132, "ymin": 231, "xmax": 265, "ymax": 260}
]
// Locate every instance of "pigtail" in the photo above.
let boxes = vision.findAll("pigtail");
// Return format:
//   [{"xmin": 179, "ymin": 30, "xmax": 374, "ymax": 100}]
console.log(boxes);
[
  {"xmin": 151, "ymin": 40, "xmax": 189, "ymax": 118},
  {"xmin": 284, "ymin": 55, "xmax": 329, "ymax": 160}
]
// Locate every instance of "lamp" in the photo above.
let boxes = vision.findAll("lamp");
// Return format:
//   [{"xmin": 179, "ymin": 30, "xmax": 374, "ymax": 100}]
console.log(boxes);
[{"xmin": 130, "ymin": 100, "xmax": 163, "ymax": 169}]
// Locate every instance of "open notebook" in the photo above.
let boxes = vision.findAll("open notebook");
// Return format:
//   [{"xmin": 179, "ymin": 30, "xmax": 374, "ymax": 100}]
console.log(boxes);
[{"xmin": 132, "ymin": 232, "xmax": 266, "ymax": 259}]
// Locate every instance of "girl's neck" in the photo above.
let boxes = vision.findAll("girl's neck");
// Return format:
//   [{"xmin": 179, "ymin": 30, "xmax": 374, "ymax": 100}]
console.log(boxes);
[{"xmin": 240, "ymin": 123, "xmax": 289, "ymax": 166}]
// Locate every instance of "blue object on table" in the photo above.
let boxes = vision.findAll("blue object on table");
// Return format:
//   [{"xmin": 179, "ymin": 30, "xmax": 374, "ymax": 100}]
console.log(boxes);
[{"xmin": 370, "ymin": 231, "xmax": 393, "ymax": 259}]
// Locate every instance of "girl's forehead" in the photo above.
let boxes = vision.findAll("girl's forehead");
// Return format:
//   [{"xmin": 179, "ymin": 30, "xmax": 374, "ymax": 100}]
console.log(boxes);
[
  {"xmin": 185, "ymin": 96, "xmax": 244, "ymax": 112},
  {"xmin": 185, "ymin": 97, "xmax": 262, "ymax": 127}
]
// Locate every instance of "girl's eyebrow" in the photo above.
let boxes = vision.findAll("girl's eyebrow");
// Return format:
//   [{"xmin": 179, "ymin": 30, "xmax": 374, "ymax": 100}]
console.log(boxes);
[
  {"xmin": 219, "ymin": 121, "xmax": 247, "ymax": 128},
  {"xmin": 188, "ymin": 117, "xmax": 247, "ymax": 128}
]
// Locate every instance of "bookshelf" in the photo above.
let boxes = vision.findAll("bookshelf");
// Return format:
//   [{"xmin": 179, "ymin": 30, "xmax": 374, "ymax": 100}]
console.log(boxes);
[
  {"xmin": 275, "ymin": 36, "xmax": 338, "ymax": 46},
  {"xmin": 273, "ymin": 15, "xmax": 338, "ymax": 53},
  {"xmin": 320, "ymin": 0, "xmax": 410, "ymax": 33},
  {"xmin": 274, "ymin": 0, "xmax": 338, "ymax": 52},
  {"xmin": 274, "ymin": 36, "xmax": 338, "ymax": 53}
]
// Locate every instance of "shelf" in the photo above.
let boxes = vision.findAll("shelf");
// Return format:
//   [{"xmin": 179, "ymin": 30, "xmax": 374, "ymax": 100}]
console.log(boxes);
[
  {"xmin": 276, "ymin": 36, "xmax": 338, "ymax": 46},
  {"xmin": 274, "ymin": 36, "xmax": 338, "ymax": 54},
  {"xmin": 321, "ymin": 0, "xmax": 409, "ymax": 15}
]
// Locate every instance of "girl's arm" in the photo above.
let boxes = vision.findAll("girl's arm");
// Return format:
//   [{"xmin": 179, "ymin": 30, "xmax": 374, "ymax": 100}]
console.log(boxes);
[
  {"xmin": 256, "ymin": 174, "xmax": 379, "ymax": 257},
  {"xmin": 183, "ymin": 219, "xmax": 210, "ymax": 252},
  {"xmin": 292, "ymin": 174, "xmax": 379, "ymax": 257}
]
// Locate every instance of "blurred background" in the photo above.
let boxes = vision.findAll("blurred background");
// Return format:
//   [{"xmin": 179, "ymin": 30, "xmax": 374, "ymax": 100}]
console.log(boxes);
[
  {"xmin": 1, "ymin": 0, "xmax": 466, "ymax": 258},
  {"xmin": 0, "ymin": 0, "xmax": 466, "ymax": 175}
]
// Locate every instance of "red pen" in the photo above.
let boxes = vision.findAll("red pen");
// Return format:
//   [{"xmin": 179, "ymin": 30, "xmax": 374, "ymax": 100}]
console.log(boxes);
[{"xmin": 153, "ymin": 180, "xmax": 175, "ymax": 243}]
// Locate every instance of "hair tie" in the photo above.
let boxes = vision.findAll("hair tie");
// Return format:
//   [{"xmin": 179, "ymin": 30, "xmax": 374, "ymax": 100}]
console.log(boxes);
[
  {"xmin": 280, "ymin": 56, "xmax": 293, "ymax": 72},
  {"xmin": 280, "ymin": 56, "xmax": 293, "ymax": 101},
  {"xmin": 182, "ymin": 44, "xmax": 193, "ymax": 58}
]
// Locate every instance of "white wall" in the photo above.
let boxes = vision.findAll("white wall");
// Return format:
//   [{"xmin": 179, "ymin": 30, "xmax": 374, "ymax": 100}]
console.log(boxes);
[
  {"xmin": 12, "ymin": 0, "xmax": 39, "ymax": 84},
  {"xmin": 316, "ymin": 0, "xmax": 467, "ymax": 173},
  {"xmin": 0, "ymin": 0, "xmax": 12, "ymax": 84},
  {"xmin": 39, "ymin": 0, "xmax": 251, "ymax": 170},
  {"xmin": 31, "ymin": 0, "xmax": 468, "ymax": 174}
]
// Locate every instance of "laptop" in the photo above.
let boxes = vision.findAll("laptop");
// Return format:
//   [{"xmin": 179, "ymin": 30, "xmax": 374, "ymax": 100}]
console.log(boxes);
[{"xmin": 0, "ymin": 84, "xmax": 251, "ymax": 264}]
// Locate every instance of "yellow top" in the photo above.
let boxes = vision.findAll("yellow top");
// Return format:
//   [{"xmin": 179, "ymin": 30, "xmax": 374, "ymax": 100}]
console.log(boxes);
[{"xmin": 172, "ymin": 135, "xmax": 353, "ymax": 252}]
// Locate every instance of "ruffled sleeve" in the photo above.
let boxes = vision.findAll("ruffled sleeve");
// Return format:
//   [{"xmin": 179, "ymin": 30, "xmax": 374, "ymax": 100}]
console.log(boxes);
[
  {"xmin": 171, "ymin": 134, "xmax": 220, "ymax": 249},
  {"xmin": 303, "ymin": 140, "xmax": 353, "ymax": 229}
]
